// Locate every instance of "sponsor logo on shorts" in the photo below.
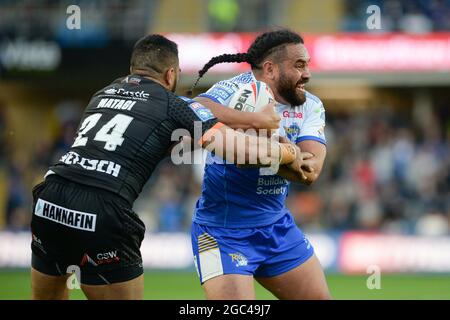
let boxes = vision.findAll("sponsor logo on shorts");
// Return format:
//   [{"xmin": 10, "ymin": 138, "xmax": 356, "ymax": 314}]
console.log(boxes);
[
  {"xmin": 96, "ymin": 250, "xmax": 120, "ymax": 264},
  {"xmin": 32, "ymin": 233, "xmax": 46, "ymax": 254},
  {"xmin": 80, "ymin": 250, "xmax": 120, "ymax": 267},
  {"xmin": 80, "ymin": 253, "xmax": 98, "ymax": 267},
  {"xmin": 229, "ymin": 252, "xmax": 248, "ymax": 267},
  {"xmin": 34, "ymin": 199, "xmax": 97, "ymax": 232}
]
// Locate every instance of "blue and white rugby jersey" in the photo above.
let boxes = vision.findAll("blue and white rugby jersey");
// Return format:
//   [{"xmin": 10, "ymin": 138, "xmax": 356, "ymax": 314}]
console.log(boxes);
[{"xmin": 193, "ymin": 71, "xmax": 326, "ymax": 228}]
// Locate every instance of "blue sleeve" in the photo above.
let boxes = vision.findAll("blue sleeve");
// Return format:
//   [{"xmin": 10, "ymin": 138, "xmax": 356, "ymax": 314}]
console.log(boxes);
[
  {"xmin": 197, "ymin": 80, "xmax": 238, "ymax": 106},
  {"xmin": 296, "ymin": 101, "xmax": 326, "ymax": 145}
]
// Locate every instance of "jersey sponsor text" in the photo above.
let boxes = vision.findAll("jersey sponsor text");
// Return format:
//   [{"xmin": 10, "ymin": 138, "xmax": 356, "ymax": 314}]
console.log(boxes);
[{"xmin": 59, "ymin": 151, "xmax": 121, "ymax": 177}]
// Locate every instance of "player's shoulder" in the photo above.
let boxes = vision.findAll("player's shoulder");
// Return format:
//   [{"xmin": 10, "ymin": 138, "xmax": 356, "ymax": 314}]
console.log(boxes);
[
  {"xmin": 215, "ymin": 71, "xmax": 255, "ymax": 89},
  {"xmin": 95, "ymin": 75, "xmax": 167, "ymax": 97},
  {"xmin": 167, "ymin": 90, "xmax": 191, "ymax": 107},
  {"xmin": 228, "ymin": 71, "xmax": 255, "ymax": 84},
  {"xmin": 175, "ymin": 94, "xmax": 196, "ymax": 105},
  {"xmin": 171, "ymin": 94, "xmax": 216, "ymax": 122},
  {"xmin": 169, "ymin": 93, "xmax": 209, "ymax": 111},
  {"xmin": 92, "ymin": 76, "xmax": 123, "ymax": 96},
  {"xmin": 198, "ymin": 72, "xmax": 254, "ymax": 103},
  {"xmin": 302, "ymin": 91, "xmax": 325, "ymax": 113},
  {"xmin": 305, "ymin": 91, "xmax": 323, "ymax": 106}
]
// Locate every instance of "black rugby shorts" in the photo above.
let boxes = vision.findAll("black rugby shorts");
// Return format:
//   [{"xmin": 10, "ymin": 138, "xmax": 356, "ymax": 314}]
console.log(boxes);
[{"xmin": 31, "ymin": 174, "xmax": 145, "ymax": 285}]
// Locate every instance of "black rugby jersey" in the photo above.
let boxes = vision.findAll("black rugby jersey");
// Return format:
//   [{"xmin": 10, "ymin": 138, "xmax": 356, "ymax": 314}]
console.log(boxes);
[{"xmin": 49, "ymin": 75, "xmax": 217, "ymax": 204}]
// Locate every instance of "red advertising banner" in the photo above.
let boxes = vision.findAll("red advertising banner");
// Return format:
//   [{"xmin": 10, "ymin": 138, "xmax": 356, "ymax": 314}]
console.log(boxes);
[
  {"xmin": 339, "ymin": 232, "xmax": 450, "ymax": 273},
  {"xmin": 167, "ymin": 33, "xmax": 450, "ymax": 73}
]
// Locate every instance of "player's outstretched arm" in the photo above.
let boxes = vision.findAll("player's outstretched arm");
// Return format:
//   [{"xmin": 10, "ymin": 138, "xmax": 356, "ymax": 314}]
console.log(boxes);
[
  {"xmin": 195, "ymin": 97, "xmax": 280, "ymax": 131},
  {"xmin": 199, "ymin": 123, "xmax": 297, "ymax": 167}
]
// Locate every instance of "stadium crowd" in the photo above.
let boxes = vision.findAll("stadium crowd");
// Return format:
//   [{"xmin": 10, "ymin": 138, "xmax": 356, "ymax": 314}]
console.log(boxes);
[{"xmin": 2, "ymin": 0, "xmax": 450, "ymax": 40}]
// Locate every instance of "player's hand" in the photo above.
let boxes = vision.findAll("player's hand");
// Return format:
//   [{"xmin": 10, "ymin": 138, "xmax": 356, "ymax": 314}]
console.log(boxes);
[
  {"xmin": 299, "ymin": 155, "xmax": 315, "ymax": 173},
  {"xmin": 287, "ymin": 152, "xmax": 311, "ymax": 180},
  {"xmin": 253, "ymin": 102, "xmax": 280, "ymax": 130},
  {"xmin": 283, "ymin": 140, "xmax": 314, "ymax": 180}
]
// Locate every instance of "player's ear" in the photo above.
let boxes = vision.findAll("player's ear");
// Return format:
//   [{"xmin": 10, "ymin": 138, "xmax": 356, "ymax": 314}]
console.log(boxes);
[
  {"xmin": 165, "ymin": 67, "xmax": 176, "ymax": 86},
  {"xmin": 262, "ymin": 60, "xmax": 277, "ymax": 81}
]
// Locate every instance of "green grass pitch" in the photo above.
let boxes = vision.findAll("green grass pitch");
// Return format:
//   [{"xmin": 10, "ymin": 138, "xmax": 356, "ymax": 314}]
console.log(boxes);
[{"xmin": 0, "ymin": 270, "xmax": 449, "ymax": 300}]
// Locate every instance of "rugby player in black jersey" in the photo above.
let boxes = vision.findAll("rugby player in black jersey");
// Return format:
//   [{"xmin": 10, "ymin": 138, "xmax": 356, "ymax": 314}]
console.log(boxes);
[{"xmin": 30, "ymin": 34, "xmax": 307, "ymax": 300}]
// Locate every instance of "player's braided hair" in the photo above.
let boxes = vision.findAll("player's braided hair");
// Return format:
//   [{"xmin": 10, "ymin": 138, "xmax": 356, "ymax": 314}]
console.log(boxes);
[
  {"xmin": 188, "ymin": 53, "xmax": 248, "ymax": 96},
  {"xmin": 187, "ymin": 29, "xmax": 303, "ymax": 96}
]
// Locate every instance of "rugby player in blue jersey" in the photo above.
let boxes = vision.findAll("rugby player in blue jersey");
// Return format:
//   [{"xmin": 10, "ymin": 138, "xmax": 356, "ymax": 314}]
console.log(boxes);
[{"xmin": 189, "ymin": 29, "xmax": 330, "ymax": 300}]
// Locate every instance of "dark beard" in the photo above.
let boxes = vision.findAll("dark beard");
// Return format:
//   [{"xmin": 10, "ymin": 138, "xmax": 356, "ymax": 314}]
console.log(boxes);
[{"xmin": 277, "ymin": 73, "xmax": 306, "ymax": 106}]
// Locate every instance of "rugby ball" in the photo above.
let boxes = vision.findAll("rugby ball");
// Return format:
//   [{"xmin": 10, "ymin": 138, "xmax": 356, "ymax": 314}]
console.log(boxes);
[{"xmin": 227, "ymin": 81, "xmax": 275, "ymax": 112}]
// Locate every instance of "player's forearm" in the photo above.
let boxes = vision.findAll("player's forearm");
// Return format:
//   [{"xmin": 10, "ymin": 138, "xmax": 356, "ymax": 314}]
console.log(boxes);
[
  {"xmin": 201, "ymin": 125, "xmax": 295, "ymax": 166},
  {"xmin": 239, "ymin": 133, "xmax": 296, "ymax": 166},
  {"xmin": 195, "ymin": 97, "xmax": 259, "ymax": 130},
  {"xmin": 277, "ymin": 165, "xmax": 309, "ymax": 184},
  {"xmin": 293, "ymin": 140, "xmax": 326, "ymax": 185},
  {"xmin": 278, "ymin": 165, "xmax": 319, "ymax": 185}
]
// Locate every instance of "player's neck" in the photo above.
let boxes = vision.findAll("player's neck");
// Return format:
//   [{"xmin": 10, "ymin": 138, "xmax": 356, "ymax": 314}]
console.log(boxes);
[
  {"xmin": 130, "ymin": 70, "xmax": 170, "ymax": 90},
  {"xmin": 133, "ymin": 73, "xmax": 170, "ymax": 90},
  {"xmin": 142, "ymin": 76, "xmax": 167, "ymax": 89}
]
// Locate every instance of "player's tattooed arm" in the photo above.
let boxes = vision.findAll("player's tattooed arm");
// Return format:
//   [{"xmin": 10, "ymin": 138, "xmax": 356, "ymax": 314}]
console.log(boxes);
[
  {"xmin": 276, "ymin": 138, "xmax": 326, "ymax": 185},
  {"xmin": 296, "ymin": 139, "xmax": 326, "ymax": 184},
  {"xmin": 195, "ymin": 97, "xmax": 280, "ymax": 131},
  {"xmin": 199, "ymin": 124, "xmax": 297, "ymax": 166}
]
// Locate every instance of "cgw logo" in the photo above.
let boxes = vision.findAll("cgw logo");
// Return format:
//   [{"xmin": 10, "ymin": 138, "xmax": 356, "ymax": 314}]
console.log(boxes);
[
  {"xmin": 97, "ymin": 250, "xmax": 118, "ymax": 260},
  {"xmin": 80, "ymin": 250, "xmax": 120, "ymax": 267},
  {"xmin": 95, "ymin": 250, "xmax": 120, "ymax": 265}
]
